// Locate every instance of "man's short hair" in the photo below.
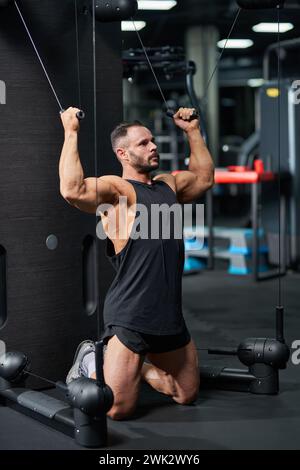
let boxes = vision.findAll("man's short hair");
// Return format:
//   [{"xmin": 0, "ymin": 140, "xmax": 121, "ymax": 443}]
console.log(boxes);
[{"xmin": 111, "ymin": 121, "xmax": 143, "ymax": 153}]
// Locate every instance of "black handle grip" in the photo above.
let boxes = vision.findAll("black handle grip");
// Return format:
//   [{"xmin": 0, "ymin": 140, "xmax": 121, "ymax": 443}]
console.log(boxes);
[
  {"xmin": 76, "ymin": 110, "xmax": 85, "ymax": 120},
  {"xmin": 166, "ymin": 109, "xmax": 175, "ymax": 118},
  {"xmin": 60, "ymin": 109, "xmax": 85, "ymax": 120},
  {"xmin": 166, "ymin": 108, "xmax": 199, "ymax": 122}
]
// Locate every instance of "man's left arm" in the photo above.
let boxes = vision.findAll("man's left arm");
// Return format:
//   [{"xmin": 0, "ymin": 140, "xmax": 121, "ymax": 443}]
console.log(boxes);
[{"xmin": 174, "ymin": 108, "xmax": 215, "ymax": 203}]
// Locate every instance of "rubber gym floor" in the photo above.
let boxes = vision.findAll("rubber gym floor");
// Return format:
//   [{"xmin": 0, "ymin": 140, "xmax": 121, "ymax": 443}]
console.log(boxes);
[{"xmin": 0, "ymin": 269, "xmax": 299, "ymax": 450}]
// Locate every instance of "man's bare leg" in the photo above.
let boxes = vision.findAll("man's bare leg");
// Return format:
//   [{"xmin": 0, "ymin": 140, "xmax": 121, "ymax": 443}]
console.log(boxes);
[
  {"xmin": 141, "ymin": 339, "xmax": 200, "ymax": 405},
  {"xmin": 91, "ymin": 335, "xmax": 145, "ymax": 420}
]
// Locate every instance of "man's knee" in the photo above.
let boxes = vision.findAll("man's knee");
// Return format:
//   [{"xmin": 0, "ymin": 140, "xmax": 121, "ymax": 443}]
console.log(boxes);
[
  {"xmin": 107, "ymin": 403, "xmax": 136, "ymax": 421},
  {"xmin": 107, "ymin": 406, "xmax": 134, "ymax": 421}
]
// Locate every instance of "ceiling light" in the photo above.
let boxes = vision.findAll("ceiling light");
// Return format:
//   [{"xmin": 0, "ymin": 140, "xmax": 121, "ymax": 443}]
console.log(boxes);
[
  {"xmin": 253, "ymin": 22, "xmax": 294, "ymax": 33},
  {"xmin": 138, "ymin": 1, "xmax": 177, "ymax": 10},
  {"xmin": 217, "ymin": 39, "xmax": 254, "ymax": 49},
  {"xmin": 122, "ymin": 21, "xmax": 146, "ymax": 31},
  {"xmin": 248, "ymin": 78, "xmax": 265, "ymax": 88}
]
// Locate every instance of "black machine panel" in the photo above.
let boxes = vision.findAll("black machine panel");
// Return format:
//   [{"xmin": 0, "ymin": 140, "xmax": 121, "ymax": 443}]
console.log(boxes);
[
  {"xmin": 0, "ymin": 0, "xmax": 123, "ymax": 383},
  {"xmin": 260, "ymin": 80, "xmax": 300, "ymax": 268}
]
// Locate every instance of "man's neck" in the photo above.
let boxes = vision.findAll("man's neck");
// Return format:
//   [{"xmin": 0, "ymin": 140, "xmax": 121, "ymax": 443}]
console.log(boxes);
[{"xmin": 122, "ymin": 173, "xmax": 153, "ymax": 185}]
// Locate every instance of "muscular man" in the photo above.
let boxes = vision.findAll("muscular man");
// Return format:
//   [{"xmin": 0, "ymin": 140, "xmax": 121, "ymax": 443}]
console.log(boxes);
[{"xmin": 60, "ymin": 107, "xmax": 214, "ymax": 420}]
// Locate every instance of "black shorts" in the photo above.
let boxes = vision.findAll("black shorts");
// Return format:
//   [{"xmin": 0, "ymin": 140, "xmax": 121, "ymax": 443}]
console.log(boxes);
[{"xmin": 101, "ymin": 324, "xmax": 191, "ymax": 356}]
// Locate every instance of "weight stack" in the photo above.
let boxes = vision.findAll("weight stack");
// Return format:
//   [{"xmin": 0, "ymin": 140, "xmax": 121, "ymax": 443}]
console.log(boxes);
[{"xmin": 0, "ymin": 0, "xmax": 123, "ymax": 384}]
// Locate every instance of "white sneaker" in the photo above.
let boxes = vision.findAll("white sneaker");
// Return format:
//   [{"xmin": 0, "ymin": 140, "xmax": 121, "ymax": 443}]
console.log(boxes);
[{"xmin": 66, "ymin": 340, "xmax": 95, "ymax": 385}]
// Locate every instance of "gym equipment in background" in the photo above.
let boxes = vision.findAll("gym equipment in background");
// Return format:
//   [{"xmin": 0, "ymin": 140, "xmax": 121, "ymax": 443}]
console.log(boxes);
[{"xmin": 260, "ymin": 37, "xmax": 300, "ymax": 270}]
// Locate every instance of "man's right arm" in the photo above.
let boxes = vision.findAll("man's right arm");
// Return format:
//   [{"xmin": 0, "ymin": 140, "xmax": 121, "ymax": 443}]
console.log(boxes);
[{"xmin": 59, "ymin": 107, "xmax": 119, "ymax": 214}]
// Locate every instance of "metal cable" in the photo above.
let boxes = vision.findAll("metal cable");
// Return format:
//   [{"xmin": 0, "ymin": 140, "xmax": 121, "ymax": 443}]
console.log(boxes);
[
  {"xmin": 203, "ymin": 7, "xmax": 241, "ymax": 99},
  {"xmin": 277, "ymin": 6, "xmax": 282, "ymax": 307},
  {"xmin": 74, "ymin": 0, "xmax": 82, "ymax": 110},
  {"xmin": 25, "ymin": 370, "xmax": 57, "ymax": 387},
  {"xmin": 131, "ymin": 18, "xmax": 170, "ymax": 111},
  {"xmin": 92, "ymin": 0, "xmax": 101, "ymax": 340},
  {"xmin": 14, "ymin": 0, "xmax": 64, "ymax": 111}
]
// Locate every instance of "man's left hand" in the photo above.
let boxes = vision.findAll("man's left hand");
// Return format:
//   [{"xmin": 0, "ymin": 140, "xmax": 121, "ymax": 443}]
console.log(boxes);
[{"xmin": 173, "ymin": 108, "xmax": 200, "ymax": 133}]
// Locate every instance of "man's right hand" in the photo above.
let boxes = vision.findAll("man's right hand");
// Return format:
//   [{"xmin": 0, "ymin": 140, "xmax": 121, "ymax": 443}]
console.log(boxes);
[{"xmin": 60, "ymin": 107, "xmax": 81, "ymax": 133}]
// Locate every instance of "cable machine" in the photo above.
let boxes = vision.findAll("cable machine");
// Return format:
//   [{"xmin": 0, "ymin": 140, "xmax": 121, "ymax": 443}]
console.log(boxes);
[{"xmin": 0, "ymin": 0, "xmax": 291, "ymax": 447}]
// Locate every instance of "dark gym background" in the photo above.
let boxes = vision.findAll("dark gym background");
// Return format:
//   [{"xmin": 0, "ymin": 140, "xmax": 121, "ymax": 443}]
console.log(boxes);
[{"xmin": 0, "ymin": 0, "xmax": 123, "ymax": 384}]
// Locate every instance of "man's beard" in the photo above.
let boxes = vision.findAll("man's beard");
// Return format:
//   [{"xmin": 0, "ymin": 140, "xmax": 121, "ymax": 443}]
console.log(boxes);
[{"xmin": 129, "ymin": 151, "xmax": 160, "ymax": 174}]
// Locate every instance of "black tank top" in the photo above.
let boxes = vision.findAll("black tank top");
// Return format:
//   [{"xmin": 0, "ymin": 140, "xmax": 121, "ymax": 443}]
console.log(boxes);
[{"xmin": 102, "ymin": 179, "xmax": 186, "ymax": 335}]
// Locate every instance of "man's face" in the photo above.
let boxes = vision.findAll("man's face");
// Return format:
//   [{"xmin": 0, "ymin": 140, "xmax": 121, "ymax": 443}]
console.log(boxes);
[{"xmin": 122, "ymin": 126, "xmax": 160, "ymax": 174}]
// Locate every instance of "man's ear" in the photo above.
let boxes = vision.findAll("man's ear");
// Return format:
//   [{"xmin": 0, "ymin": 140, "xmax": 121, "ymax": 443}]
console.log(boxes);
[{"xmin": 116, "ymin": 147, "xmax": 128, "ymax": 162}]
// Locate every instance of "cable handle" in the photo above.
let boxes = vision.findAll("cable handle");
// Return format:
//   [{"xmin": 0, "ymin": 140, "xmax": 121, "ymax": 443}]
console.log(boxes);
[
  {"xmin": 166, "ymin": 109, "xmax": 199, "ymax": 122},
  {"xmin": 60, "ymin": 109, "xmax": 85, "ymax": 120}
]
